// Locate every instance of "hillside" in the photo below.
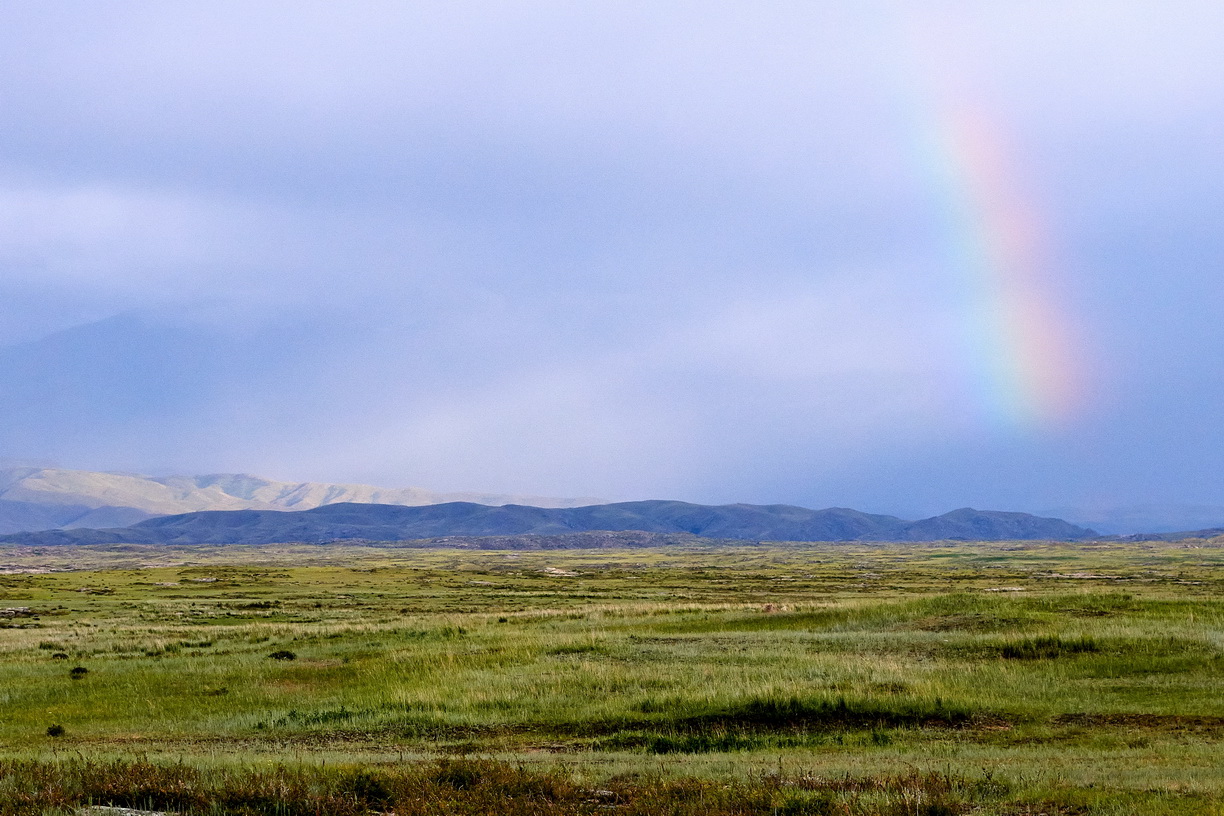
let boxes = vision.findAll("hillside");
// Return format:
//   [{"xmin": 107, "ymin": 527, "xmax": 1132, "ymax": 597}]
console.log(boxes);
[
  {"xmin": 0, "ymin": 500, "xmax": 1096, "ymax": 546},
  {"xmin": 0, "ymin": 467, "xmax": 601, "ymax": 534}
]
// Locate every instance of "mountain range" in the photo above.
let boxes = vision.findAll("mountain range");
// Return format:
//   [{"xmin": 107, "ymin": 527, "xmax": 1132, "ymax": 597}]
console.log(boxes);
[
  {"xmin": 4, "ymin": 466, "xmax": 1222, "ymax": 546},
  {"xmin": 0, "ymin": 467, "xmax": 601, "ymax": 535},
  {"xmin": 0, "ymin": 500, "xmax": 1095, "ymax": 546}
]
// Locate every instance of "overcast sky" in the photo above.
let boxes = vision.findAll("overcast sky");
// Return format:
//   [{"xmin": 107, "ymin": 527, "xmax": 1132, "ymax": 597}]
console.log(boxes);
[{"xmin": 1, "ymin": 2, "xmax": 1221, "ymax": 519}]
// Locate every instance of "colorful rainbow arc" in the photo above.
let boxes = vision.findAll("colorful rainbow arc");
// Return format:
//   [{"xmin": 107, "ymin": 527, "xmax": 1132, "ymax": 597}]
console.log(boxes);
[{"xmin": 917, "ymin": 96, "xmax": 1083, "ymax": 432}]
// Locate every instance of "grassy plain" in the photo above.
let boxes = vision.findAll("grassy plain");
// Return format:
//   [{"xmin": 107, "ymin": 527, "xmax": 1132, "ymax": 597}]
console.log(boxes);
[{"xmin": 0, "ymin": 537, "xmax": 1222, "ymax": 814}]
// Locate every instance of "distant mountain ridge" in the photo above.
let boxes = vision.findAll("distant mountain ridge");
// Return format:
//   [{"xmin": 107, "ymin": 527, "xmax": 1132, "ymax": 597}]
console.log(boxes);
[
  {"xmin": 0, "ymin": 500, "xmax": 1096, "ymax": 546},
  {"xmin": 0, "ymin": 467, "xmax": 602, "ymax": 534}
]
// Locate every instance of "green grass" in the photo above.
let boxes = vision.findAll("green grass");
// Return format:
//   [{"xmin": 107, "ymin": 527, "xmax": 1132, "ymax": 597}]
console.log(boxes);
[{"xmin": 0, "ymin": 537, "xmax": 1222, "ymax": 813}]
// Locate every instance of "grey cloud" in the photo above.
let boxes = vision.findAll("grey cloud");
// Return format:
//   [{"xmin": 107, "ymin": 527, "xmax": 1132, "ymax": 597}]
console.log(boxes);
[{"xmin": 0, "ymin": 2, "xmax": 1221, "ymax": 514}]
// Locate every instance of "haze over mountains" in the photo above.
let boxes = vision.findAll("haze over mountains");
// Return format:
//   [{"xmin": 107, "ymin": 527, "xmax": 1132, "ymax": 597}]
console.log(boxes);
[
  {"xmin": 0, "ymin": 467, "xmax": 600, "ymax": 535},
  {"xmin": 1046, "ymin": 504, "xmax": 1224, "ymax": 536}
]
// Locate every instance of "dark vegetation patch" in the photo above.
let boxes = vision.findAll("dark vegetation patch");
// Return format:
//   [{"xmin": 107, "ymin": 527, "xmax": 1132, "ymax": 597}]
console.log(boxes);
[
  {"xmin": 659, "ymin": 695, "xmax": 979, "ymax": 732},
  {"xmin": 226, "ymin": 600, "xmax": 281, "ymax": 610},
  {"xmin": 999, "ymin": 636, "xmax": 1100, "ymax": 660},
  {"xmin": 245, "ymin": 694, "xmax": 988, "ymax": 745},
  {"xmin": 984, "ymin": 634, "xmax": 1219, "ymax": 667},
  {"xmin": 390, "ymin": 626, "xmax": 468, "ymax": 641},
  {"xmin": 0, "ymin": 757, "xmax": 999, "ymax": 815},
  {"xmin": 178, "ymin": 639, "xmax": 213, "ymax": 648},
  {"xmin": 568, "ymin": 695, "xmax": 987, "ymax": 750},
  {"xmin": 1052, "ymin": 713, "xmax": 1224, "ymax": 731},
  {"xmin": 269, "ymin": 706, "xmax": 366, "ymax": 728},
  {"xmin": 546, "ymin": 642, "xmax": 604, "ymax": 656}
]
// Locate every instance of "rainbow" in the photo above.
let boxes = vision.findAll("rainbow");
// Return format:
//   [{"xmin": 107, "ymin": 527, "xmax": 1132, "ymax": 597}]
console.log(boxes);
[
  {"xmin": 895, "ymin": 11, "xmax": 1086, "ymax": 433},
  {"xmin": 902, "ymin": 42, "xmax": 1085, "ymax": 431}
]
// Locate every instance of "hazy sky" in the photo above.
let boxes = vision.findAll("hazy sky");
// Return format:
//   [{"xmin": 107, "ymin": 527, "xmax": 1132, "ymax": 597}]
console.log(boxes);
[{"xmin": 1, "ymin": 2, "xmax": 1221, "ymax": 517}]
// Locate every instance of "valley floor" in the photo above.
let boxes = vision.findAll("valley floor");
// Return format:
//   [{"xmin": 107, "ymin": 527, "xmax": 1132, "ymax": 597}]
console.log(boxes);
[{"xmin": 0, "ymin": 538, "xmax": 1222, "ymax": 814}]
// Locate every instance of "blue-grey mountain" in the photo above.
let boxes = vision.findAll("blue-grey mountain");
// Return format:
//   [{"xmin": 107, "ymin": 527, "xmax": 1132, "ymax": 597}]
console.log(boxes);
[{"xmin": 0, "ymin": 501, "xmax": 1095, "ymax": 546}]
